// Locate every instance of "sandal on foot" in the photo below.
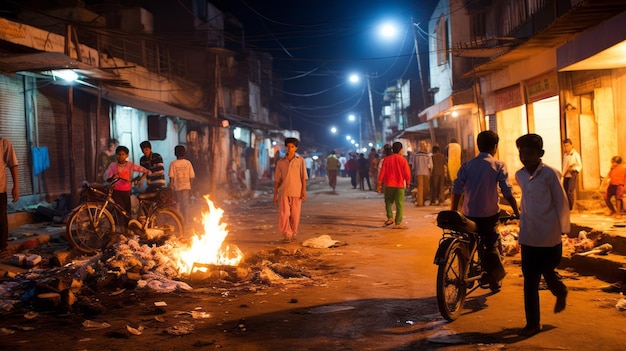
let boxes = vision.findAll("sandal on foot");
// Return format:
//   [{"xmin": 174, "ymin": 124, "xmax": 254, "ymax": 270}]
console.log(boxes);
[{"xmin": 383, "ymin": 219, "xmax": 394, "ymax": 226}]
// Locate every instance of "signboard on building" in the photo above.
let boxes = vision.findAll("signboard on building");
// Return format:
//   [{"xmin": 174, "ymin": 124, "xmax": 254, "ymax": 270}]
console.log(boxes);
[
  {"xmin": 524, "ymin": 71, "xmax": 558, "ymax": 103},
  {"xmin": 494, "ymin": 84, "xmax": 523, "ymax": 111}
]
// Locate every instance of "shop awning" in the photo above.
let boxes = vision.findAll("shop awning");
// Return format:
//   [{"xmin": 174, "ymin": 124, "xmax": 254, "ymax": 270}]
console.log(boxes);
[
  {"xmin": 0, "ymin": 52, "xmax": 128, "ymax": 85},
  {"xmin": 393, "ymin": 122, "xmax": 431, "ymax": 139},
  {"xmin": 97, "ymin": 87, "xmax": 214, "ymax": 125}
]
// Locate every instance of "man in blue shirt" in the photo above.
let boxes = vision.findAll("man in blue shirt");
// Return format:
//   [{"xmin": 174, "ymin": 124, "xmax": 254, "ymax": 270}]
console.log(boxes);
[{"xmin": 451, "ymin": 131, "xmax": 520, "ymax": 291}]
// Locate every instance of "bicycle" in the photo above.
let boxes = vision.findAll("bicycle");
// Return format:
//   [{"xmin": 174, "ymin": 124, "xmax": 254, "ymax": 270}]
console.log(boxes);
[
  {"xmin": 66, "ymin": 177, "xmax": 185, "ymax": 253},
  {"xmin": 433, "ymin": 210, "xmax": 517, "ymax": 321}
]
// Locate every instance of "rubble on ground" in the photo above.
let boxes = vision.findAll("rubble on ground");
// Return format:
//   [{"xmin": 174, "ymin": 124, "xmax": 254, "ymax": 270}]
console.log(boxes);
[
  {"xmin": 0, "ymin": 235, "xmax": 326, "ymax": 317},
  {"xmin": 562, "ymin": 230, "xmax": 604, "ymax": 257},
  {"xmin": 498, "ymin": 224, "xmax": 519, "ymax": 256}
]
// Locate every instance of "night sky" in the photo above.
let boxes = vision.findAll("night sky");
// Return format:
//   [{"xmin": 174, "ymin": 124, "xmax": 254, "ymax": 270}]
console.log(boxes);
[{"xmin": 212, "ymin": 0, "xmax": 438, "ymax": 153}]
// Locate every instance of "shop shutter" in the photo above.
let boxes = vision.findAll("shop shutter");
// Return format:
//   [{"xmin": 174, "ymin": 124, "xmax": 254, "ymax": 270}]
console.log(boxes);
[
  {"xmin": 36, "ymin": 83, "xmax": 88, "ymax": 197},
  {"xmin": 0, "ymin": 74, "xmax": 33, "ymax": 197}
]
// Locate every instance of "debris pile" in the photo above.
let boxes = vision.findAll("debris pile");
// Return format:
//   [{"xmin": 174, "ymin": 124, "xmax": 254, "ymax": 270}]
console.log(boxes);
[
  {"xmin": 561, "ymin": 230, "xmax": 604, "ymax": 257},
  {"xmin": 498, "ymin": 224, "xmax": 519, "ymax": 256},
  {"xmin": 0, "ymin": 235, "xmax": 323, "ymax": 317}
]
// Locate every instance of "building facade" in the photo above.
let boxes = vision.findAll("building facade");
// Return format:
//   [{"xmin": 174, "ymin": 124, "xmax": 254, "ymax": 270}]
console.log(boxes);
[{"xmin": 0, "ymin": 0, "xmax": 286, "ymax": 212}]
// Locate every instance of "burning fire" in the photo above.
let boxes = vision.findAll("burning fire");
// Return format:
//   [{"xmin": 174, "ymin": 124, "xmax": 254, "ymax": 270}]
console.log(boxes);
[{"xmin": 175, "ymin": 195, "xmax": 243, "ymax": 275}]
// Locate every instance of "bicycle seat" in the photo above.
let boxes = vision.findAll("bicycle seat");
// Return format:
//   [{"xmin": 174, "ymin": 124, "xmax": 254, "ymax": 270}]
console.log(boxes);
[
  {"xmin": 137, "ymin": 187, "xmax": 173, "ymax": 203},
  {"xmin": 436, "ymin": 210, "xmax": 477, "ymax": 233}
]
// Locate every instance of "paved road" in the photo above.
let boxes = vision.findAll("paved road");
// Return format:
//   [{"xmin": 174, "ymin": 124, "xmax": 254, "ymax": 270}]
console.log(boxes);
[{"xmin": 1, "ymin": 176, "xmax": 625, "ymax": 350}]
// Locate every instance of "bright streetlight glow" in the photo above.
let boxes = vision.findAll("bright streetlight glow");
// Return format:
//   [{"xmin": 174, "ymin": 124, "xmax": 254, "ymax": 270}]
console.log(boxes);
[
  {"xmin": 379, "ymin": 21, "xmax": 399, "ymax": 40},
  {"xmin": 348, "ymin": 114, "xmax": 356, "ymax": 122},
  {"xmin": 348, "ymin": 74, "xmax": 360, "ymax": 84},
  {"xmin": 330, "ymin": 126, "xmax": 337, "ymax": 133},
  {"xmin": 346, "ymin": 135, "xmax": 352, "ymax": 141}
]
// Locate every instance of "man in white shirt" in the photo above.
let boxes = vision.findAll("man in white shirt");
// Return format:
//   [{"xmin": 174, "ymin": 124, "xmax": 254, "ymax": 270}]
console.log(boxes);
[{"xmin": 561, "ymin": 139, "xmax": 582, "ymax": 211}]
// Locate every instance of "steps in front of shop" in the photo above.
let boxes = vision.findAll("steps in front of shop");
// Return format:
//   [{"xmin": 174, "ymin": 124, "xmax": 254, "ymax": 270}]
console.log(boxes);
[{"xmin": 560, "ymin": 225, "xmax": 626, "ymax": 284}]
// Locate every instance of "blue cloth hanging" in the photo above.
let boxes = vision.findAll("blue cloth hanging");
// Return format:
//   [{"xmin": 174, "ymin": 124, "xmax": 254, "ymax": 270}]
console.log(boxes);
[{"xmin": 31, "ymin": 146, "xmax": 50, "ymax": 175}]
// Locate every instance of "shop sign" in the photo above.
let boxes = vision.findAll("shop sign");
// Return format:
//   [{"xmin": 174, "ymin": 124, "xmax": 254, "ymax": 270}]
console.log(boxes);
[
  {"xmin": 494, "ymin": 84, "xmax": 522, "ymax": 111},
  {"xmin": 524, "ymin": 72, "xmax": 558, "ymax": 103}
]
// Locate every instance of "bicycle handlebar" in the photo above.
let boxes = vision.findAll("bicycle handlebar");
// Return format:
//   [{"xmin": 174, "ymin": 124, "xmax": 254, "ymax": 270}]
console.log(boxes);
[{"xmin": 105, "ymin": 176, "xmax": 142, "ymax": 186}]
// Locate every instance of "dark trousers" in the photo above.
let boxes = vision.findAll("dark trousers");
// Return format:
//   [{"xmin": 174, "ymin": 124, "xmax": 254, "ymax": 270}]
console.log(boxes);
[
  {"xmin": 563, "ymin": 172, "xmax": 578, "ymax": 210},
  {"xmin": 348, "ymin": 170, "xmax": 357, "ymax": 188},
  {"xmin": 521, "ymin": 244, "xmax": 567, "ymax": 327},
  {"xmin": 112, "ymin": 190, "xmax": 131, "ymax": 227},
  {"xmin": 358, "ymin": 170, "xmax": 371, "ymax": 190},
  {"xmin": 467, "ymin": 214, "xmax": 505, "ymax": 282},
  {"xmin": 430, "ymin": 175, "xmax": 445, "ymax": 203},
  {"xmin": 0, "ymin": 192, "xmax": 7, "ymax": 250}
]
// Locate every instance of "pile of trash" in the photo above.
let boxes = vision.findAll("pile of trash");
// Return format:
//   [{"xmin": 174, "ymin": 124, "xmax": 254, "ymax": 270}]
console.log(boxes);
[
  {"xmin": 498, "ymin": 223, "xmax": 520, "ymax": 256},
  {"xmin": 0, "ymin": 235, "xmax": 322, "ymax": 316},
  {"xmin": 498, "ymin": 224, "xmax": 610, "ymax": 259},
  {"xmin": 561, "ymin": 230, "xmax": 603, "ymax": 257}
]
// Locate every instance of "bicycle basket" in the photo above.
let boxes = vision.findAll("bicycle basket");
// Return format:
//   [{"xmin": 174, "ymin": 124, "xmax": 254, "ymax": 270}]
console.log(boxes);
[
  {"xmin": 81, "ymin": 184, "xmax": 108, "ymax": 201},
  {"xmin": 436, "ymin": 210, "xmax": 477, "ymax": 233},
  {"xmin": 156, "ymin": 187, "xmax": 173, "ymax": 204}
]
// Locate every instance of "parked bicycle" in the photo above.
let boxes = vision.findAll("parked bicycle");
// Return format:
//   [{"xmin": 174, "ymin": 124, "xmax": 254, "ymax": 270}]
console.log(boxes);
[
  {"xmin": 66, "ymin": 177, "xmax": 184, "ymax": 253},
  {"xmin": 434, "ymin": 210, "xmax": 517, "ymax": 321}
]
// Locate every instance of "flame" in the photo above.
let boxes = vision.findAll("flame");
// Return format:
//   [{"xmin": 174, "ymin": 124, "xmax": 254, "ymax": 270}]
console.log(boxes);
[{"xmin": 175, "ymin": 195, "xmax": 243, "ymax": 275}]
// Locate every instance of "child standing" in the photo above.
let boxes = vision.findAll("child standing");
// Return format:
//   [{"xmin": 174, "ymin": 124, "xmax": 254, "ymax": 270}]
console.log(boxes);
[
  {"xmin": 515, "ymin": 134, "xmax": 570, "ymax": 337},
  {"xmin": 169, "ymin": 145, "xmax": 196, "ymax": 222},
  {"xmin": 273, "ymin": 137, "xmax": 308, "ymax": 243},
  {"xmin": 139, "ymin": 140, "xmax": 166, "ymax": 192},
  {"xmin": 103, "ymin": 146, "xmax": 150, "ymax": 229}
]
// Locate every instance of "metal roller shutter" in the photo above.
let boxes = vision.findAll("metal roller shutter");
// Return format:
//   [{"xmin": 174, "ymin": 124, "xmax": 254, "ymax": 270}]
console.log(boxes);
[
  {"xmin": 36, "ymin": 83, "xmax": 88, "ymax": 197},
  {"xmin": 0, "ymin": 74, "xmax": 33, "ymax": 198}
]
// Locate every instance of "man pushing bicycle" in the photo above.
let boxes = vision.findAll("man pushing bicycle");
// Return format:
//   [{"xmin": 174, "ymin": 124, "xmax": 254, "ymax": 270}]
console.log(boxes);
[{"xmin": 451, "ymin": 131, "xmax": 520, "ymax": 291}]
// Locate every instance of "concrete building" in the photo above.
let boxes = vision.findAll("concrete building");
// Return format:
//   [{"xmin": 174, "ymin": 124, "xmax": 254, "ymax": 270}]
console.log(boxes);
[
  {"xmin": 0, "ymin": 1, "xmax": 287, "ymax": 212},
  {"xmin": 394, "ymin": 0, "xmax": 626, "ymax": 204}
]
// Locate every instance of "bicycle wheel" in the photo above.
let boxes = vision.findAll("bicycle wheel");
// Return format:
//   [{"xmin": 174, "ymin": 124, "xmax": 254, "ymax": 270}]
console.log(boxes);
[
  {"xmin": 436, "ymin": 240, "xmax": 468, "ymax": 321},
  {"xmin": 66, "ymin": 203, "xmax": 115, "ymax": 253},
  {"xmin": 147, "ymin": 208, "xmax": 184, "ymax": 239}
]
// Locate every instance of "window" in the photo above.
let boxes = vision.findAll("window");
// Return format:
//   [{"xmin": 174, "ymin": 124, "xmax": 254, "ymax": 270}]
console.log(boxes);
[{"xmin": 470, "ymin": 11, "xmax": 487, "ymax": 40}]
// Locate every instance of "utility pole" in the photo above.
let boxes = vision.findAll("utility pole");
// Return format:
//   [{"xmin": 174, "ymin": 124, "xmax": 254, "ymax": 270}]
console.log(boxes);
[
  {"xmin": 412, "ymin": 19, "xmax": 429, "ymax": 109},
  {"xmin": 65, "ymin": 24, "xmax": 78, "ymax": 208},
  {"xmin": 366, "ymin": 75, "xmax": 377, "ymax": 147},
  {"xmin": 358, "ymin": 114, "xmax": 363, "ymax": 152}
]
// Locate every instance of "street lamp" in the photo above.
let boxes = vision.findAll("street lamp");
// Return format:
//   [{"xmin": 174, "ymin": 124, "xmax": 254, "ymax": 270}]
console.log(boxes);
[
  {"xmin": 348, "ymin": 113, "xmax": 362, "ymax": 153},
  {"xmin": 348, "ymin": 73, "xmax": 377, "ymax": 148}
]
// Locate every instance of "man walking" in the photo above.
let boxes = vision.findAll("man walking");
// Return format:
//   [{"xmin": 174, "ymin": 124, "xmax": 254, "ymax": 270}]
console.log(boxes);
[
  {"xmin": 562, "ymin": 138, "xmax": 582, "ymax": 211},
  {"xmin": 412, "ymin": 141, "xmax": 432, "ymax": 206},
  {"xmin": 377, "ymin": 142, "xmax": 411, "ymax": 229},
  {"xmin": 326, "ymin": 150, "xmax": 340, "ymax": 192}
]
